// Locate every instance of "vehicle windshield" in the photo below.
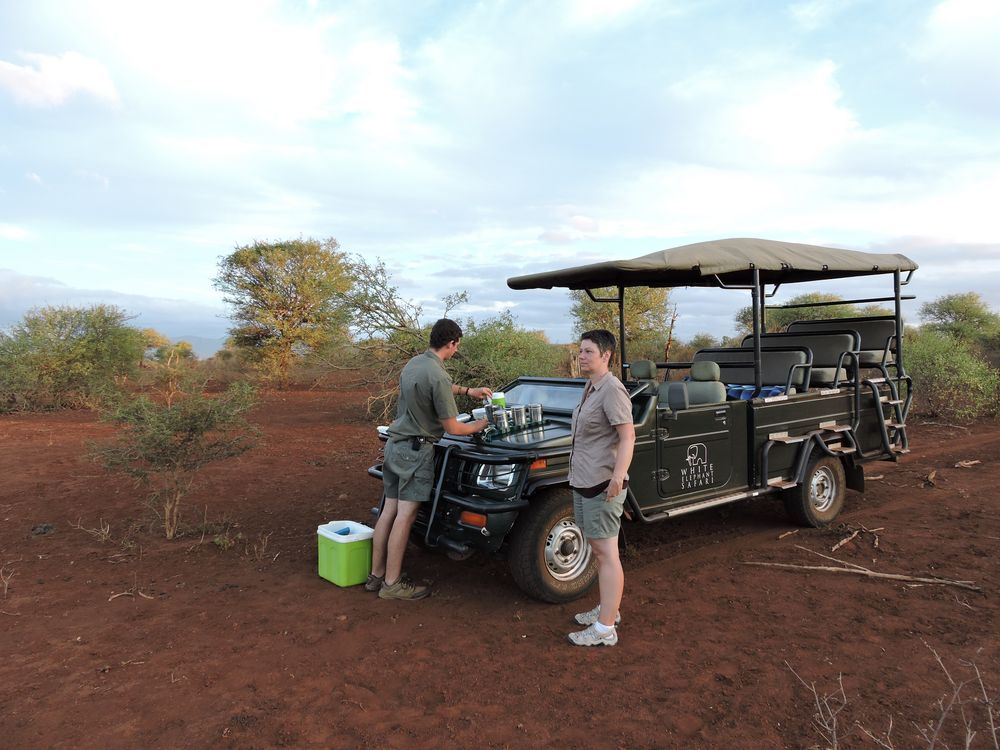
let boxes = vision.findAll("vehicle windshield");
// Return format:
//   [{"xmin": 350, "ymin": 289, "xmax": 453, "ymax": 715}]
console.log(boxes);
[
  {"xmin": 503, "ymin": 380, "xmax": 583, "ymax": 412},
  {"xmin": 503, "ymin": 378, "xmax": 647, "ymax": 413}
]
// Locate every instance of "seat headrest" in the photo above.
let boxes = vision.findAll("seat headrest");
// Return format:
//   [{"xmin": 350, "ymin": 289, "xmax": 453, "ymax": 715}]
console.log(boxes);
[
  {"xmin": 630, "ymin": 359, "xmax": 657, "ymax": 380},
  {"xmin": 665, "ymin": 382, "xmax": 688, "ymax": 411},
  {"xmin": 691, "ymin": 360, "xmax": 720, "ymax": 382}
]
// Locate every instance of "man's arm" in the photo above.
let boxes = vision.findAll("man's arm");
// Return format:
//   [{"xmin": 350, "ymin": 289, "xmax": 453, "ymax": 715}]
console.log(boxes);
[
  {"xmin": 606, "ymin": 422, "xmax": 636, "ymax": 499},
  {"xmin": 451, "ymin": 385, "xmax": 494, "ymax": 401},
  {"xmin": 441, "ymin": 416, "xmax": 489, "ymax": 436}
]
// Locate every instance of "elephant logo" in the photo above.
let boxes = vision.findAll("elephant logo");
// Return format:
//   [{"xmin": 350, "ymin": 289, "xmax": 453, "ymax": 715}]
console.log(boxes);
[{"xmin": 686, "ymin": 443, "xmax": 708, "ymax": 467}]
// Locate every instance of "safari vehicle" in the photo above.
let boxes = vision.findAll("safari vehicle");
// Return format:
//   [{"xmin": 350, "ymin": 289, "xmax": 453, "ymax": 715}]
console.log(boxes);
[{"xmin": 368, "ymin": 238, "xmax": 918, "ymax": 602}]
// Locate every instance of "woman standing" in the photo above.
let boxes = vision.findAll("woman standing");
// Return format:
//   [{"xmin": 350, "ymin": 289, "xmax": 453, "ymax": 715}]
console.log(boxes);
[{"xmin": 567, "ymin": 329, "xmax": 636, "ymax": 647}]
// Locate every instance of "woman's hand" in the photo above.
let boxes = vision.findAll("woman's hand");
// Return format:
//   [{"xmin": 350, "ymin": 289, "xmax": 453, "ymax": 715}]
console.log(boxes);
[{"xmin": 606, "ymin": 473, "xmax": 626, "ymax": 499}]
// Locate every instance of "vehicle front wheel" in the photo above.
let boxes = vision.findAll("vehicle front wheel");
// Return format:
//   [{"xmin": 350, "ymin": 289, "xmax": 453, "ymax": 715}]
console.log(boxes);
[
  {"xmin": 507, "ymin": 488, "xmax": 598, "ymax": 603},
  {"xmin": 783, "ymin": 453, "xmax": 846, "ymax": 527}
]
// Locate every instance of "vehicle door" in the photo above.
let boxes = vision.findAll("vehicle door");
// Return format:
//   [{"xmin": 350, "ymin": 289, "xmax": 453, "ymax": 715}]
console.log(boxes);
[{"xmin": 653, "ymin": 402, "xmax": 741, "ymax": 503}]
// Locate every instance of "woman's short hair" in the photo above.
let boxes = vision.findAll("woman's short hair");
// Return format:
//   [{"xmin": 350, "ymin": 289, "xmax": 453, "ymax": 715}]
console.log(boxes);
[{"xmin": 580, "ymin": 329, "xmax": 617, "ymax": 356}]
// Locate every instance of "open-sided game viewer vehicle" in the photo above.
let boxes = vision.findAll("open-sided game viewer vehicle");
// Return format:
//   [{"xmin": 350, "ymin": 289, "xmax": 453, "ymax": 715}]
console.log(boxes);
[{"xmin": 368, "ymin": 238, "xmax": 918, "ymax": 602}]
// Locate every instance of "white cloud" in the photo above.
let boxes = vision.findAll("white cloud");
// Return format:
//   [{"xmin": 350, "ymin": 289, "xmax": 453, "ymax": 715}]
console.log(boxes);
[
  {"xmin": 0, "ymin": 51, "xmax": 118, "ymax": 107},
  {"xmin": 562, "ymin": 0, "xmax": 653, "ymax": 27},
  {"xmin": 64, "ymin": 0, "xmax": 421, "ymax": 131},
  {"xmin": 0, "ymin": 223, "xmax": 32, "ymax": 240},
  {"xmin": 25, "ymin": 172, "xmax": 42, "ymax": 184},
  {"xmin": 0, "ymin": 268, "xmax": 229, "ymax": 341},
  {"xmin": 913, "ymin": 0, "xmax": 1000, "ymax": 117},
  {"xmin": 788, "ymin": 0, "xmax": 858, "ymax": 31},
  {"xmin": 668, "ymin": 58, "xmax": 859, "ymax": 168},
  {"xmin": 76, "ymin": 170, "xmax": 109, "ymax": 190}
]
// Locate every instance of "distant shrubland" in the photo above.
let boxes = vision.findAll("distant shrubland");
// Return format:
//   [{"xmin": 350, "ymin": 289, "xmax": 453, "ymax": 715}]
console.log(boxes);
[{"xmin": 2, "ymin": 242, "xmax": 998, "ymax": 425}]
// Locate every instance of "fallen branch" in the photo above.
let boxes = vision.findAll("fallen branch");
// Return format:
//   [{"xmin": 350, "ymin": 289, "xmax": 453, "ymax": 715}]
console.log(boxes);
[
  {"xmin": 108, "ymin": 574, "xmax": 156, "ymax": 602},
  {"xmin": 0, "ymin": 564, "xmax": 16, "ymax": 599},
  {"xmin": 831, "ymin": 529, "xmax": 860, "ymax": 552},
  {"xmin": 922, "ymin": 422, "xmax": 970, "ymax": 431},
  {"xmin": 742, "ymin": 562, "xmax": 981, "ymax": 592}
]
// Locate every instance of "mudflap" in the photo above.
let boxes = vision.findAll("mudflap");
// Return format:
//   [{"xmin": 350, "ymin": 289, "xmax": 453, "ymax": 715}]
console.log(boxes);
[{"xmin": 845, "ymin": 461, "xmax": 865, "ymax": 492}]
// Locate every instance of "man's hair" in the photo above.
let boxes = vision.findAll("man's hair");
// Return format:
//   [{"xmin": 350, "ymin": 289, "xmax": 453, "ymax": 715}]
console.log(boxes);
[
  {"xmin": 580, "ymin": 329, "xmax": 617, "ymax": 356},
  {"xmin": 430, "ymin": 318, "xmax": 463, "ymax": 349}
]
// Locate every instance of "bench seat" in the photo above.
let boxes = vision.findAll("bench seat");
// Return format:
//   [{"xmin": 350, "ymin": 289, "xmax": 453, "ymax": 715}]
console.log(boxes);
[
  {"xmin": 787, "ymin": 317, "xmax": 898, "ymax": 368},
  {"xmin": 693, "ymin": 347, "xmax": 810, "ymax": 392},
  {"xmin": 741, "ymin": 331, "xmax": 860, "ymax": 387}
]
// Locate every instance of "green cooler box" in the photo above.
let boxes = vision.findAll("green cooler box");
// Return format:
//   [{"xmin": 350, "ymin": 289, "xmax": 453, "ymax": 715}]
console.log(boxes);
[{"xmin": 317, "ymin": 521, "xmax": 374, "ymax": 587}]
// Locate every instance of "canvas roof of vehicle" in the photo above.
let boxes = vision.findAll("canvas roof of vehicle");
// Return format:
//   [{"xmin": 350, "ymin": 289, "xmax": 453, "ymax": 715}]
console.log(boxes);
[{"xmin": 506, "ymin": 237, "xmax": 918, "ymax": 290}]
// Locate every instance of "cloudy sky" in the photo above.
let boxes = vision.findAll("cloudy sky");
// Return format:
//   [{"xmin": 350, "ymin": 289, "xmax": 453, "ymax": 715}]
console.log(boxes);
[{"xmin": 2, "ymin": 0, "xmax": 999, "ymax": 353}]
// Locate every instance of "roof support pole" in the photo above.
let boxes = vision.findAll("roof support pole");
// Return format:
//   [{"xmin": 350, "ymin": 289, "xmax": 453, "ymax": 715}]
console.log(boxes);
[
  {"xmin": 618, "ymin": 284, "xmax": 627, "ymax": 380},
  {"xmin": 751, "ymin": 268, "xmax": 762, "ymax": 391},
  {"xmin": 893, "ymin": 269, "xmax": 904, "ymax": 375}
]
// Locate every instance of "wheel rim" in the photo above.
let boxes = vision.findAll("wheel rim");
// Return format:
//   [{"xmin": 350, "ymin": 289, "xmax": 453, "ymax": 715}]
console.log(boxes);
[
  {"xmin": 544, "ymin": 516, "xmax": 591, "ymax": 581},
  {"xmin": 809, "ymin": 466, "xmax": 837, "ymax": 513}
]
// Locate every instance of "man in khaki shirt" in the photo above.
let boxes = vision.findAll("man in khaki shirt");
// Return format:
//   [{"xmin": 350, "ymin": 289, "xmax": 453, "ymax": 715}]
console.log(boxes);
[
  {"xmin": 368, "ymin": 319, "xmax": 492, "ymax": 600},
  {"xmin": 567, "ymin": 329, "xmax": 635, "ymax": 647}
]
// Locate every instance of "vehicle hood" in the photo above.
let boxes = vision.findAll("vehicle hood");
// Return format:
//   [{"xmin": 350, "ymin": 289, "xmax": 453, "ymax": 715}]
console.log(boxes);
[{"xmin": 444, "ymin": 419, "xmax": 573, "ymax": 453}]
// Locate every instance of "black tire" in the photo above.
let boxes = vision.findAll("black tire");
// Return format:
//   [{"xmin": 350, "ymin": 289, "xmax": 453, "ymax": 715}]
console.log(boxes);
[
  {"xmin": 507, "ymin": 488, "xmax": 598, "ymax": 603},
  {"xmin": 783, "ymin": 453, "xmax": 846, "ymax": 527}
]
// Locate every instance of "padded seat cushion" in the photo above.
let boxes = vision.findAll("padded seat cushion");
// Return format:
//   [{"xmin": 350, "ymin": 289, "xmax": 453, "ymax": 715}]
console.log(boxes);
[
  {"xmin": 629, "ymin": 360, "xmax": 657, "ymax": 380},
  {"xmin": 694, "ymin": 348, "xmax": 808, "ymax": 388}
]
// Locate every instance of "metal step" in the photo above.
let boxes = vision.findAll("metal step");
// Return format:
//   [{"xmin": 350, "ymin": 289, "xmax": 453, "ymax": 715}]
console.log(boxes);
[
  {"xmin": 879, "ymin": 396, "xmax": 904, "ymax": 405},
  {"xmin": 819, "ymin": 421, "xmax": 852, "ymax": 433},
  {"xmin": 885, "ymin": 420, "xmax": 906, "ymax": 428},
  {"xmin": 768, "ymin": 431, "xmax": 808, "ymax": 443},
  {"xmin": 767, "ymin": 477, "xmax": 797, "ymax": 489},
  {"xmin": 828, "ymin": 443, "xmax": 856, "ymax": 454}
]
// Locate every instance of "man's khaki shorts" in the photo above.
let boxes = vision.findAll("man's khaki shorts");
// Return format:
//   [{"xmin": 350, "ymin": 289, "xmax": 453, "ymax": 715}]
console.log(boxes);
[
  {"xmin": 572, "ymin": 488, "xmax": 627, "ymax": 539},
  {"xmin": 382, "ymin": 438, "xmax": 435, "ymax": 502}
]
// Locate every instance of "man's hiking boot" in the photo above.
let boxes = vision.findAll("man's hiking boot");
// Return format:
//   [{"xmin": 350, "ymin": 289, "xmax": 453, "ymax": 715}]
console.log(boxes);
[
  {"xmin": 573, "ymin": 604, "xmax": 621, "ymax": 626},
  {"xmin": 378, "ymin": 577, "xmax": 430, "ymax": 600},
  {"xmin": 568, "ymin": 623, "xmax": 618, "ymax": 647},
  {"xmin": 363, "ymin": 574, "xmax": 384, "ymax": 592}
]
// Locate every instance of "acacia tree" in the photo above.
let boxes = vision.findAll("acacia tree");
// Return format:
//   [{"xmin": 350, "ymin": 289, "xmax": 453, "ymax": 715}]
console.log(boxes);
[
  {"xmin": 569, "ymin": 286, "xmax": 671, "ymax": 361},
  {"xmin": 309, "ymin": 255, "xmax": 461, "ymax": 420},
  {"xmin": 920, "ymin": 292, "xmax": 1000, "ymax": 345},
  {"xmin": 214, "ymin": 237, "xmax": 352, "ymax": 382},
  {"xmin": 310, "ymin": 254, "xmax": 565, "ymax": 421},
  {"xmin": 0, "ymin": 305, "xmax": 144, "ymax": 411},
  {"xmin": 140, "ymin": 328, "xmax": 170, "ymax": 364}
]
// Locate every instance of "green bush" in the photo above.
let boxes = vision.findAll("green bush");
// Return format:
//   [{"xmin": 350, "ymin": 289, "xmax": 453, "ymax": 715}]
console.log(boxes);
[
  {"xmin": 0, "ymin": 305, "xmax": 145, "ymax": 411},
  {"xmin": 449, "ymin": 311, "xmax": 565, "ymax": 406},
  {"xmin": 905, "ymin": 329, "xmax": 999, "ymax": 422},
  {"xmin": 93, "ymin": 382, "xmax": 258, "ymax": 539}
]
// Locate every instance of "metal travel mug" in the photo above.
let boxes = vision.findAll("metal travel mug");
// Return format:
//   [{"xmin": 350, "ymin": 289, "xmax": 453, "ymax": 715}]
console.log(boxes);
[
  {"xmin": 493, "ymin": 407, "xmax": 510, "ymax": 432},
  {"xmin": 528, "ymin": 403, "xmax": 543, "ymax": 424},
  {"xmin": 510, "ymin": 404, "xmax": 527, "ymax": 428}
]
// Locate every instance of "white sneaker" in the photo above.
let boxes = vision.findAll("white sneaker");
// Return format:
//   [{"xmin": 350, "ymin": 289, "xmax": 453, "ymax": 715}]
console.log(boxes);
[
  {"xmin": 568, "ymin": 623, "xmax": 618, "ymax": 647},
  {"xmin": 573, "ymin": 604, "xmax": 621, "ymax": 626}
]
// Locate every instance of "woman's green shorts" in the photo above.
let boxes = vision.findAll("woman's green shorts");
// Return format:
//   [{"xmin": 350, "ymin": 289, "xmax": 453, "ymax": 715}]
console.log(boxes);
[{"xmin": 572, "ymin": 488, "xmax": 626, "ymax": 539}]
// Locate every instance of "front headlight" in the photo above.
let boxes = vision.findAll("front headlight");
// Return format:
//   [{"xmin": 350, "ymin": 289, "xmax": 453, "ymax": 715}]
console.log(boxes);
[{"xmin": 473, "ymin": 462, "xmax": 520, "ymax": 491}]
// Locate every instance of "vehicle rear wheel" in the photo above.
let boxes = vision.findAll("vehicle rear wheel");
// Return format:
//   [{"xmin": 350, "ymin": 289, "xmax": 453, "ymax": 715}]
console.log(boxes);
[
  {"xmin": 783, "ymin": 453, "xmax": 846, "ymax": 527},
  {"xmin": 508, "ymin": 488, "xmax": 598, "ymax": 603}
]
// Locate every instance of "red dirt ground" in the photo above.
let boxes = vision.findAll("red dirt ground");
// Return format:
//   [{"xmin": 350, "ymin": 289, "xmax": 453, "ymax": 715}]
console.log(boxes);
[{"xmin": 1, "ymin": 388, "xmax": 998, "ymax": 749}]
